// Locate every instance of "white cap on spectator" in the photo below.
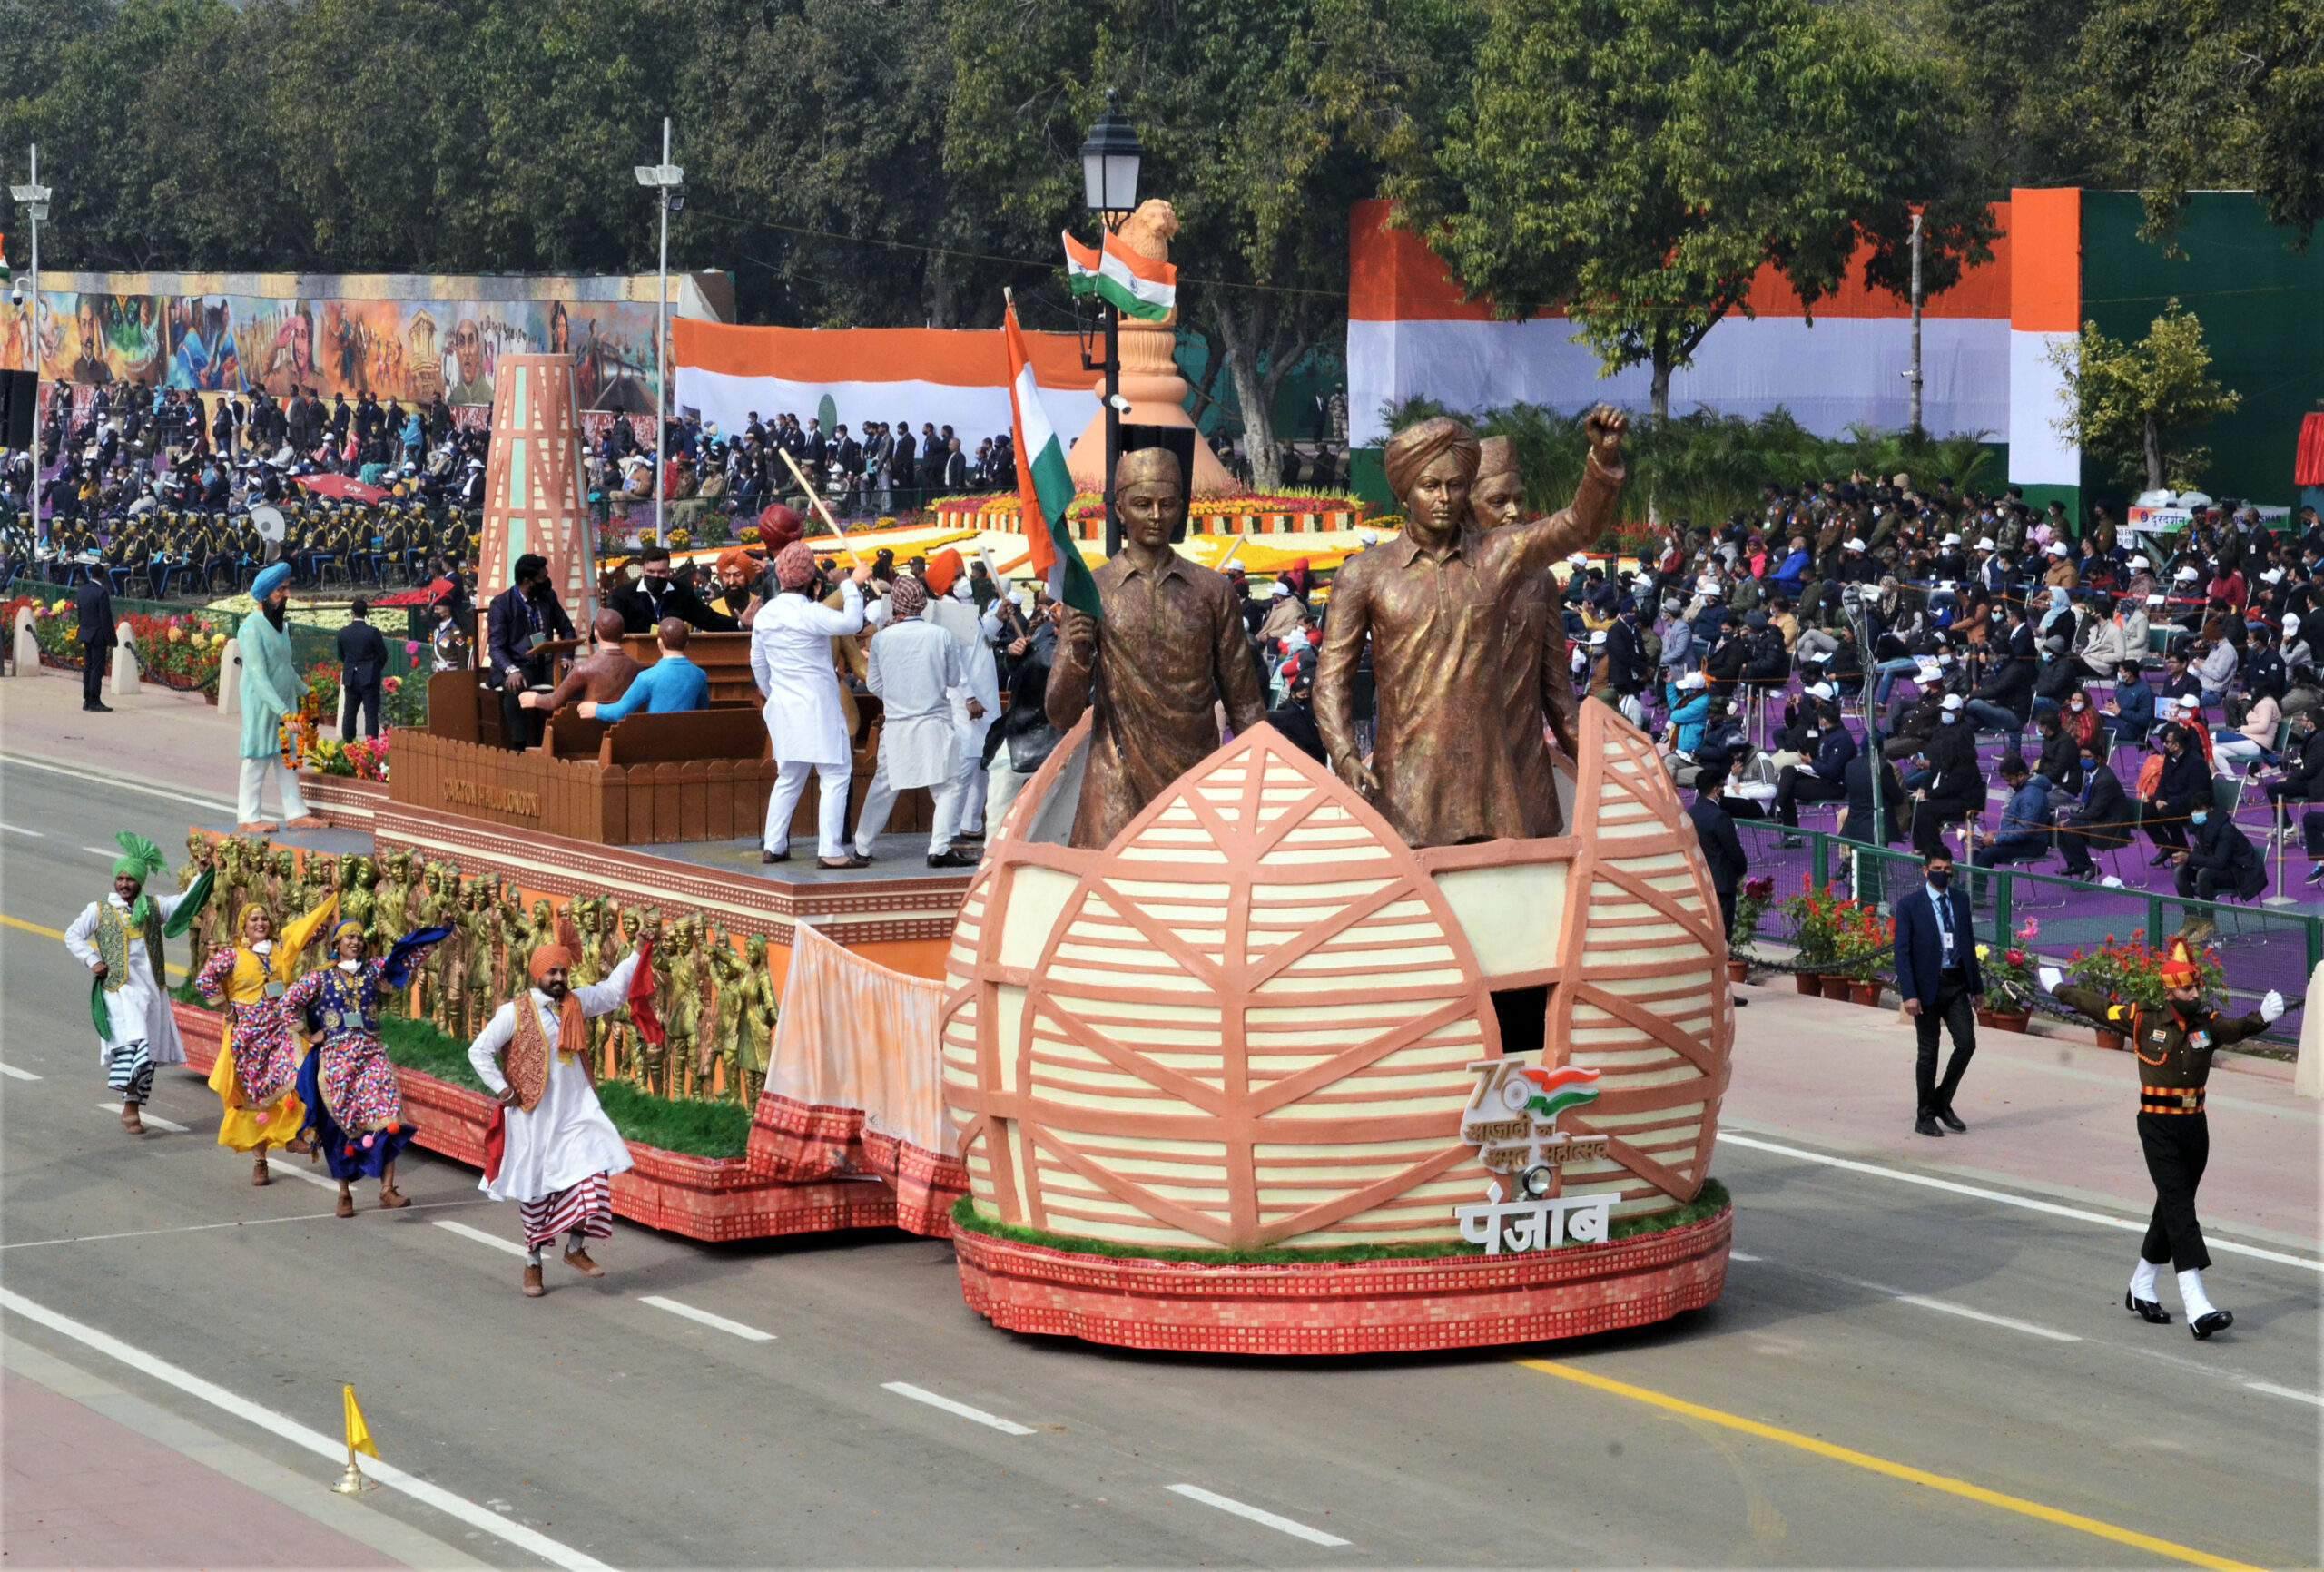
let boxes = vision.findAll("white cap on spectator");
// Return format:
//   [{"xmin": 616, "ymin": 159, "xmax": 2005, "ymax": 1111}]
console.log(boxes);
[
  {"xmin": 1940, "ymin": 693, "xmax": 1965, "ymax": 712},
  {"xmin": 1976, "ymin": 536, "xmax": 1995, "ymax": 550},
  {"xmin": 2130, "ymin": 555, "xmax": 2150, "ymax": 568},
  {"xmin": 1570, "ymin": 552, "xmax": 1590, "ymax": 565},
  {"xmin": 2263, "ymin": 568, "xmax": 2285, "ymax": 584},
  {"xmin": 1679, "ymin": 671, "xmax": 1707, "ymax": 690},
  {"xmin": 2285, "ymin": 614, "xmax": 2301, "ymax": 634},
  {"xmin": 1943, "ymin": 532, "xmax": 1962, "ymax": 546},
  {"xmin": 1271, "ymin": 580, "xmax": 1292, "ymax": 597},
  {"xmin": 1805, "ymin": 682, "xmax": 1834, "ymax": 699},
  {"xmin": 2047, "ymin": 542, "xmax": 2068, "ymax": 555},
  {"xmin": 2175, "ymin": 565, "xmax": 2199, "ymax": 581},
  {"xmin": 1845, "ymin": 537, "xmax": 1866, "ymax": 550}
]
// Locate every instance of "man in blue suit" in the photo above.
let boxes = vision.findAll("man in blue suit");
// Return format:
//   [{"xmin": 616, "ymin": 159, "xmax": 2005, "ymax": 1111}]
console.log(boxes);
[
  {"xmin": 580, "ymin": 618, "xmax": 710, "ymax": 721},
  {"xmin": 1892, "ymin": 847, "xmax": 1983, "ymax": 1137}
]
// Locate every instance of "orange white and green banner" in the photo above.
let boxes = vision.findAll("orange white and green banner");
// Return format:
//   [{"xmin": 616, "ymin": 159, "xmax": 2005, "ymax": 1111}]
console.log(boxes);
[{"xmin": 1062, "ymin": 231, "xmax": 1177, "ymax": 322}]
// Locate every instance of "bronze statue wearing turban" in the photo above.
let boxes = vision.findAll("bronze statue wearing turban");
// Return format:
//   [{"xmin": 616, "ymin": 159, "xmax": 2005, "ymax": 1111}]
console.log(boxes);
[
  {"xmin": 1316, "ymin": 408, "xmax": 1629, "ymax": 847},
  {"xmin": 1045, "ymin": 448, "xmax": 1267, "ymax": 848}
]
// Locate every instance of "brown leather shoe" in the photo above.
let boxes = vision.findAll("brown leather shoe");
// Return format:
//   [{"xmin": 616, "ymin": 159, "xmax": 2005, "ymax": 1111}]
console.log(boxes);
[
  {"xmin": 819, "ymin": 852, "xmax": 873, "ymax": 870},
  {"xmin": 377, "ymin": 1186, "xmax": 410, "ymax": 1210},
  {"xmin": 335, "ymin": 1194, "xmax": 355, "ymax": 1218},
  {"xmin": 285, "ymin": 815, "xmax": 330, "ymax": 830},
  {"xmin": 236, "ymin": 821, "xmax": 280, "ymax": 834},
  {"xmin": 251, "ymin": 1155, "xmax": 272, "ymax": 1185},
  {"xmin": 760, "ymin": 849, "xmax": 790, "ymax": 864},
  {"xmin": 522, "ymin": 1264, "xmax": 546, "ymax": 1298},
  {"xmin": 119, "ymin": 1103, "xmax": 144, "ymax": 1135},
  {"xmin": 563, "ymin": 1247, "xmax": 605, "ymax": 1278}
]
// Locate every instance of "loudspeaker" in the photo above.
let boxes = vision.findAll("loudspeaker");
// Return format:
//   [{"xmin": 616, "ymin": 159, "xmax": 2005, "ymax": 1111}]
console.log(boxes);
[
  {"xmin": 1120, "ymin": 423, "xmax": 1198, "ymax": 543},
  {"xmin": 0, "ymin": 370, "xmax": 34, "ymax": 449}
]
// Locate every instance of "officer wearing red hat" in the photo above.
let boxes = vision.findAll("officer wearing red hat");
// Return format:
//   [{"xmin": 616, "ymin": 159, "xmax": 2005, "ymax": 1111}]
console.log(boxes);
[{"xmin": 2043, "ymin": 937, "xmax": 2282, "ymax": 1338}]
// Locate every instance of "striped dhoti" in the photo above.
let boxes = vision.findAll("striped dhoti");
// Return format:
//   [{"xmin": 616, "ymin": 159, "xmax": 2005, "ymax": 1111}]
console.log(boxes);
[
  {"xmin": 105, "ymin": 1039, "xmax": 155, "ymax": 1105},
  {"xmin": 517, "ymin": 1173, "xmax": 613, "ymax": 1250}
]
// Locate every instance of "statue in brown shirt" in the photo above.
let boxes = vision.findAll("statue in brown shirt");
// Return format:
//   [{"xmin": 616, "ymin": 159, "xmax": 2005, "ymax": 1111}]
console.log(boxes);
[
  {"xmin": 520, "ymin": 608, "xmax": 645, "ymax": 716},
  {"xmin": 1045, "ymin": 448, "xmax": 1267, "ymax": 849},
  {"xmin": 1316, "ymin": 408, "xmax": 1629, "ymax": 848},
  {"xmin": 1474, "ymin": 436, "xmax": 1581, "ymax": 838}
]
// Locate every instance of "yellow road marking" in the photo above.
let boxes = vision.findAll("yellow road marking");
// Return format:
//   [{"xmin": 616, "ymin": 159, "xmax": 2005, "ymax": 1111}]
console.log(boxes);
[
  {"xmin": 2, "ymin": 912, "xmax": 188, "ymax": 977},
  {"xmin": 1518, "ymin": 1360, "xmax": 2263, "ymax": 1572}
]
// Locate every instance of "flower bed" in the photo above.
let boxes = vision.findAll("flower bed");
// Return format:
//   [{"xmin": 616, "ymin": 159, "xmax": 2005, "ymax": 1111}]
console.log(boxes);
[{"xmin": 27, "ymin": 597, "xmax": 229, "ymax": 691}]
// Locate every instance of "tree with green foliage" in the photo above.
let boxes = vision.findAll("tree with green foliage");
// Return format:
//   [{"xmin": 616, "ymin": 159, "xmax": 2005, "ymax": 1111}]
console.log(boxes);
[
  {"xmin": 942, "ymin": 0, "xmax": 1407, "ymax": 487},
  {"xmin": 2046, "ymin": 300, "xmax": 2241, "ymax": 493},
  {"xmin": 1383, "ymin": 0, "xmax": 1994, "ymax": 422},
  {"xmin": 2067, "ymin": 0, "xmax": 2324, "ymax": 241}
]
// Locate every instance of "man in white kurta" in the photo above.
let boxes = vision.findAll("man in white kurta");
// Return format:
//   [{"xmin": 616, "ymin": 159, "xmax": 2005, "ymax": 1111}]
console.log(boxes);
[
  {"xmin": 851, "ymin": 574, "xmax": 974, "ymax": 866},
  {"xmin": 749, "ymin": 539, "xmax": 873, "ymax": 867},
  {"xmin": 926, "ymin": 567, "xmax": 1000, "ymax": 840},
  {"xmin": 468, "ymin": 943, "xmax": 641, "ymax": 1296},
  {"xmin": 64, "ymin": 840, "xmax": 206, "ymax": 1135}
]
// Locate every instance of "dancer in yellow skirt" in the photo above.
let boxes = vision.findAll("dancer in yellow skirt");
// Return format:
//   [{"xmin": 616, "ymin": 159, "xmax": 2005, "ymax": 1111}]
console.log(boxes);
[{"xmin": 194, "ymin": 891, "xmax": 339, "ymax": 1184}]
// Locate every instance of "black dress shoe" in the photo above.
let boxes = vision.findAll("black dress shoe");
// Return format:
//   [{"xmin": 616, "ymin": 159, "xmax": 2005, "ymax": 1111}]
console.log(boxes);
[
  {"xmin": 818, "ymin": 852, "xmax": 872, "ymax": 870},
  {"xmin": 2150, "ymin": 850, "xmax": 2175, "ymax": 867},
  {"xmin": 1914, "ymin": 1116, "xmax": 1945, "ymax": 1137},
  {"xmin": 760, "ymin": 850, "xmax": 790, "ymax": 864},
  {"xmin": 2191, "ymin": 1309, "xmax": 2233, "ymax": 1340},
  {"xmin": 1935, "ymin": 1107, "xmax": 1966, "ymax": 1133},
  {"xmin": 2124, "ymin": 1291, "xmax": 2171, "ymax": 1324},
  {"xmin": 84, "ymin": 701, "xmax": 113, "ymax": 712},
  {"xmin": 927, "ymin": 847, "xmax": 980, "ymax": 869}
]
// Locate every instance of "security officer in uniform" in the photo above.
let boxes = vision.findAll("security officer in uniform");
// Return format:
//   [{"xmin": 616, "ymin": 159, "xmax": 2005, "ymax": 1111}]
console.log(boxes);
[{"xmin": 2043, "ymin": 938, "xmax": 2282, "ymax": 1339}]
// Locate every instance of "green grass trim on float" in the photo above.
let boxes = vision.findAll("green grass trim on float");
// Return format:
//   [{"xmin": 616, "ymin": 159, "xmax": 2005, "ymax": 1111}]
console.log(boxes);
[{"xmin": 947, "ymin": 1178, "xmax": 1730, "ymax": 1265}]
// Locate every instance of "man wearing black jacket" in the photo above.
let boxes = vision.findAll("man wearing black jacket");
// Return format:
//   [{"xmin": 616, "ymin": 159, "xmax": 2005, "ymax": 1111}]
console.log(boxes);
[
  {"xmin": 1688, "ymin": 773, "xmax": 1751, "ymax": 981},
  {"xmin": 608, "ymin": 545, "xmax": 739, "ymax": 634},
  {"xmin": 2175, "ymin": 801, "xmax": 2267, "ymax": 901},
  {"xmin": 1965, "ymin": 602, "xmax": 2035, "ymax": 733},
  {"xmin": 1912, "ymin": 694, "xmax": 1986, "ymax": 856},
  {"xmin": 336, "ymin": 598, "xmax": 389, "ymax": 740},
  {"xmin": 75, "ymin": 575, "xmax": 116, "ymax": 712},
  {"xmin": 1773, "ymin": 705, "xmax": 1856, "ymax": 841},
  {"xmin": 487, "ymin": 554, "xmax": 577, "ymax": 751},
  {"xmin": 2058, "ymin": 737, "xmax": 2131, "ymax": 879},
  {"xmin": 2142, "ymin": 724, "xmax": 2209, "ymax": 860},
  {"xmin": 984, "ymin": 601, "xmax": 1066, "ymax": 829}
]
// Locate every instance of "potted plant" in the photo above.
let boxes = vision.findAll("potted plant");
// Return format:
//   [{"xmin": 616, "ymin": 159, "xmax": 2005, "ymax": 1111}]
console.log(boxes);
[
  {"xmin": 1778, "ymin": 877, "xmax": 1848, "ymax": 995},
  {"xmin": 1837, "ymin": 903, "xmax": 1895, "ymax": 1006},
  {"xmin": 1975, "ymin": 918, "xmax": 2043, "ymax": 1032},
  {"xmin": 1727, "ymin": 875, "xmax": 1776, "ymax": 981},
  {"xmin": 2063, "ymin": 929, "xmax": 2223, "ymax": 1049}
]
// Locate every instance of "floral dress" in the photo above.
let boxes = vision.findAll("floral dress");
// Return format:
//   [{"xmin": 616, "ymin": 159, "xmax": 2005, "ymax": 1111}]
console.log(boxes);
[
  {"xmin": 284, "ymin": 955, "xmax": 421, "ymax": 1180},
  {"xmin": 196, "ymin": 898, "xmax": 337, "ymax": 1153}
]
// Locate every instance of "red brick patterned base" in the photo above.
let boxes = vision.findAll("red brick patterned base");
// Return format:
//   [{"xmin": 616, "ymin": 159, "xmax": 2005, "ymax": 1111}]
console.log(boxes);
[
  {"xmin": 171, "ymin": 1001, "xmax": 896, "ymax": 1243},
  {"xmin": 950, "ymin": 1206, "xmax": 1730, "ymax": 1355}
]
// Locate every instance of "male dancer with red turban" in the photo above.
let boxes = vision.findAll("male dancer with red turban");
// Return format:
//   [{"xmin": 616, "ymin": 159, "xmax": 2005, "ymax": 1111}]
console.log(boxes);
[{"xmin": 468, "ymin": 937, "xmax": 645, "ymax": 1297}]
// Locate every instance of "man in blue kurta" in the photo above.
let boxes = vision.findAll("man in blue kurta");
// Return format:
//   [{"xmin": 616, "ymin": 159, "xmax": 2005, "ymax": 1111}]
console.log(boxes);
[
  {"xmin": 580, "ymin": 617, "xmax": 709, "ymax": 721},
  {"xmin": 237, "ymin": 562, "xmax": 325, "ymax": 832}
]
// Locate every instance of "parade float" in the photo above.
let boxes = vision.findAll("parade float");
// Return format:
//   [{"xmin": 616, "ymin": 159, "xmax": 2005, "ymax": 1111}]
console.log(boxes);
[{"xmin": 163, "ymin": 279, "xmax": 1730, "ymax": 1358}]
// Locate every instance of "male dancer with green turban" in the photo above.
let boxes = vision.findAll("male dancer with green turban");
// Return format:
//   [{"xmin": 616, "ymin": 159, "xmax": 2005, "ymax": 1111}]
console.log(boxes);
[
  {"xmin": 239, "ymin": 561, "xmax": 327, "ymax": 833},
  {"xmin": 64, "ymin": 833, "xmax": 213, "ymax": 1135}
]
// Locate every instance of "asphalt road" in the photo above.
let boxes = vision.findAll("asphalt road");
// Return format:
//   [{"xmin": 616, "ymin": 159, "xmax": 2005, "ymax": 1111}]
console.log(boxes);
[{"xmin": 3, "ymin": 757, "xmax": 2318, "ymax": 1570}]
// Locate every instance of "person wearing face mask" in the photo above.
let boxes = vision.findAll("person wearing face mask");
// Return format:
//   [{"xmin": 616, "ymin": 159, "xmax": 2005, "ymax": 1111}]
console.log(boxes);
[
  {"xmin": 2056, "ymin": 738, "xmax": 2130, "ymax": 879},
  {"xmin": 608, "ymin": 544, "xmax": 741, "ymax": 634},
  {"xmin": 2042, "ymin": 939, "xmax": 2281, "ymax": 1338},
  {"xmin": 1910, "ymin": 693, "xmax": 1985, "ymax": 856},
  {"xmin": 1892, "ymin": 848, "xmax": 1983, "ymax": 1137},
  {"xmin": 1772, "ymin": 701, "xmax": 1855, "ymax": 844},
  {"xmin": 2171, "ymin": 794, "xmax": 2267, "ymax": 901}
]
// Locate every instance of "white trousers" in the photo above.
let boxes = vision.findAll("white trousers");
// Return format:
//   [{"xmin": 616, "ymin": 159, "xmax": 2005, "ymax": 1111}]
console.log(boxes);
[
  {"xmin": 238, "ymin": 756, "xmax": 310, "ymax": 824},
  {"xmin": 952, "ymin": 750, "xmax": 987, "ymax": 833},
  {"xmin": 855, "ymin": 753, "xmax": 963, "ymax": 857},
  {"xmin": 987, "ymin": 757, "xmax": 1036, "ymax": 833},
  {"xmin": 764, "ymin": 759, "xmax": 852, "ymax": 859}
]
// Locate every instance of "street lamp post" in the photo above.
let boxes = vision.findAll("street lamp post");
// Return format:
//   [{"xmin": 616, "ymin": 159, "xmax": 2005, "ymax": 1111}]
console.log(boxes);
[
  {"xmin": 634, "ymin": 119, "xmax": 684, "ymax": 545},
  {"xmin": 12, "ymin": 143, "xmax": 50, "ymax": 545},
  {"xmin": 1078, "ymin": 92, "xmax": 1143, "ymax": 558}
]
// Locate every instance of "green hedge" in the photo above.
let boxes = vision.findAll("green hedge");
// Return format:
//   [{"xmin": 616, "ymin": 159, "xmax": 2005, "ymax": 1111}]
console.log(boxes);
[{"xmin": 949, "ymin": 1177, "xmax": 1731, "ymax": 1265}]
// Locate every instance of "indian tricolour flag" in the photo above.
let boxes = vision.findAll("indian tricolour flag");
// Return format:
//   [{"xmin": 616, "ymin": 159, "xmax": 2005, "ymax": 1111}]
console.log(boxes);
[
  {"xmin": 1516, "ymin": 1065, "xmax": 1601, "ymax": 1123},
  {"xmin": 1061, "ymin": 231, "xmax": 1177, "ymax": 322},
  {"xmin": 1004, "ymin": 300, "xmax": 1102, "ymax": 618}
]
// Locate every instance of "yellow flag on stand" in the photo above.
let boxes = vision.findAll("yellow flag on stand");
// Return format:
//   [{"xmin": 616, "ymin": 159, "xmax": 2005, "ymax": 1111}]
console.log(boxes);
[{"xmin": 343, "ymin": 1384, "xmax": 379, "ymax": 1459}]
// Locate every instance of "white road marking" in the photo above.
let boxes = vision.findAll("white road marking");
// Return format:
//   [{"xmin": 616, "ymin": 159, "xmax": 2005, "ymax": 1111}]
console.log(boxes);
[
  {"xmin": 2246, "ymin": 1381, "xmax": 2324, "ymax": 1407},
  {"xmin": 98, "ymin": 1103, "xmax": 188, "ymax": 1132},
  {"xmin": 0, "ymin": 1199, "xmax": 481, "ymax": 1252},
  {"xmin": 261, "ymin": 1157, "xmax": 341, "ymax": 1190},
  {"xmin": 1728, "ymin": 1250, "xmax": 1762, "ymax": 1262},
  {"xmin": 1167, "ymin": 1484, "xmax": 1351, "ymax": 1547},
  {"xmin": 1722, "ymin": 1133, "xmax": 2324, "ymax": 1273},
  {"xmin": 0, "ymin": 822, "xmax": 45, "ymax": 837},
  {"xmin": 1890, "ymin": 1293, "xmax": 2082, "ymax": 1342},
  {"xmin": 640, "ymin": 1296, "xmax": 776, "ymax": 1342},
  {"xmin": 431, "ymin": 1219, "xmax": 529, "ymax": 1258},
  {"xmin": 881, "ymin": 1380, "xmax": 1029, "ymax": 1433},
  {"xmin": 81, "ymin": 845, "xmax": 115, "ymax": 859},
  {"xmin": 0, "ymin": 1061, "xmax": 42, "ymax": 1080},
  {"xmin": 0, "ymin": 1286, "xmax": 614, "ymax": 1571},
  {"xmin": 0, "ymin": 752, "xmax": 238, "ymax": 814}
]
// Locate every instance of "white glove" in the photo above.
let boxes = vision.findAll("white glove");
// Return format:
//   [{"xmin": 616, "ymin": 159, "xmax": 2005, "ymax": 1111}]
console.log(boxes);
[
  {"xmin": 2260, "ymin": 989, "xmax": 2285, "ymax": 1024},
  {"xmin": 2037, "ymin": 966, "xmax": 2063, "ymax": 994}
]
